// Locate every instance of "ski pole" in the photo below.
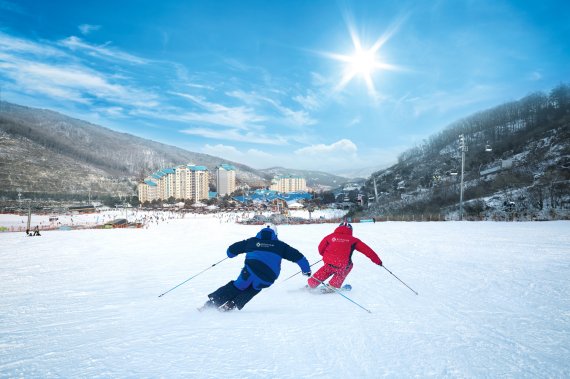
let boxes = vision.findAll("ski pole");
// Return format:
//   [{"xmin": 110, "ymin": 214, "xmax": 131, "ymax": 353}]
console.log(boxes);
[
  {"xmin": 382, "ymin": 265, "xmax": 418, "ymax": 295},
  {"xmin": 283, "ymin": 259, "xmax": 323, "ymax": 281},
  {"xmin": 311, "ymin": 276, "xmax": 372, "ymax": 314},
  {"xmin": 158, "ymin": 257, "xmax": 229, "ymax": 298}
]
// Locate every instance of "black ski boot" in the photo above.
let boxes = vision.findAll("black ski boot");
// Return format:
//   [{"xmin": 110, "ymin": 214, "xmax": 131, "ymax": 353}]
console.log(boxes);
[{"xmin": 219, "ymin": 300, "xmax": 236, "ymax": 312}]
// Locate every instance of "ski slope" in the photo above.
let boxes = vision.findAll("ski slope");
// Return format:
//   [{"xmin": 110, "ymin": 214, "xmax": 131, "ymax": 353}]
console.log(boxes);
[{"xmin": 1, "ymin": 216, "xmax": 569, "ymax": 378}]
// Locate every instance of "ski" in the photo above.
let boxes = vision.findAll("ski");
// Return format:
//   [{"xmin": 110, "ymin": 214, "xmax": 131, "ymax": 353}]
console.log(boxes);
[
  {"xmin": 320, "ymin": 284, "xmax": 352, "ymax": 294},
  {"xmin": 294, "ymin": 284, "xmax": 352, "ymax": 294},
  {"xmin": 197, "ymin": 300, "xmax": 236, "ymax": 312}
]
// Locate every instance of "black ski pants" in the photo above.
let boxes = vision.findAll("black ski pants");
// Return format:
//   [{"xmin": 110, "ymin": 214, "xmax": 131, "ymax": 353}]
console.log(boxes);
[{"xmin": 208, "ymin": 280, "xmax": 261, "ymax": 310}]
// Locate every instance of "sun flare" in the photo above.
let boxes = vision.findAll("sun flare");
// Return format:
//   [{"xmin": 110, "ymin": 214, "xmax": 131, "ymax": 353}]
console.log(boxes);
[
  {"xmin": 322, "ymin": 21, "xmax": 403, "ymax": 97},
  {"xmin": 349, "ymin": 49, "xmax": 377, "ymax": 77}
]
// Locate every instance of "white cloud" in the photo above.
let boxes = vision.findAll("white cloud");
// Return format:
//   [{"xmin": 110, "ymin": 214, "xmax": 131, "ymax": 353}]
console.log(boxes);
[
  {"xmin": 59, "ymin": 36, "xmax": 148, "ymax": 64},
  {"xmin": 1, "ymin": 31, "xmax": 160, "ymax": 110},
  {"xmin": 295, "ymin": 139, "xmax": 358, "ymax": 156},
  {"xmin": 0, "ymin": 32, "xmax": 64, "ymax": 57},
  {"xmin": 226, "ymin": 90, "xmax": 317, "ymax": 127},
  {"xmin": 98, "ymin": 106, "xmax": 125, "ymax": 116},
  {"xmin": 2, "ymin": 56, "xmax": 158, "ymax": 107},
  {"xmin": 172, "ymin": 92, "xmax": 266, "ymax": 128},
  {"xmin": 347, "ymin": 116, "xmax": 361, "ymax": 127},
  {"xmin": 203, "ymin": 144, "xmax": 243, "ymax": 157},
  {"xmin": 407, "ymin": 85, "xmax": 499, "ymax": 117},
  {"xmin": 78, "ymin": 24, "xmax": 101, "ymax": 35},
  {"xmin": 246, "ymin": 148, "xmax": 273, "ymax": 159},
  {"xmin": 201, "ymin": 145, "xmax": 278, "ymax": 169},
  {"xmin": 293, "ymin": 90, "xmax": 321, "ymax": 111},
  {"xmin": 278, "ymin": 139, "xmax": 362, "ymax": 171},
  {"xmin": 201, "ymin": 141, "xmax": 396, "ymax": 173},
  {"xmin": 181, "ymin": 127, "xmax": 287, "ymax": 145}
]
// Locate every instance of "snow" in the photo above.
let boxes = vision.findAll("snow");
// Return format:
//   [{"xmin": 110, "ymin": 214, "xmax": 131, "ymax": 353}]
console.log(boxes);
[{"xmin": 1, "ymin": 214, "xmax": 570, "ymax": 378}]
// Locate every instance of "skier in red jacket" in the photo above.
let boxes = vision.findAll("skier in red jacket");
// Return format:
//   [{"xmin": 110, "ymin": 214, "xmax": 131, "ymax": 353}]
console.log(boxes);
[{"xmin": 307, "ymin": 222, "xmax": 382, "ymax": 291}]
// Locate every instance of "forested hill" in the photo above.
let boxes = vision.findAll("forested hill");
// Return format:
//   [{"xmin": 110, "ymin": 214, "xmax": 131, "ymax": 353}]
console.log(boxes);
[
  {"xmin": 0, "ymin": 102, "xmax": 348, "ymax": 200},
  {"xmin": 363, "ymin": 83, "xmax": 570, "ymax": 220},
  {"xmin": 0, "ymin": 102, "xmax": 272, "ymax": 198}
]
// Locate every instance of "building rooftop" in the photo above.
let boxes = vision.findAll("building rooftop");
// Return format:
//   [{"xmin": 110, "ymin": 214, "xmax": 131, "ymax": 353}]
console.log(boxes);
[
  {"xmin": 188, "ymin": 165, "xmax": 208, "ymax": 171},
  {"xmin": 218, "ymin": 164, "xmax": 236, "ymax": 171}
]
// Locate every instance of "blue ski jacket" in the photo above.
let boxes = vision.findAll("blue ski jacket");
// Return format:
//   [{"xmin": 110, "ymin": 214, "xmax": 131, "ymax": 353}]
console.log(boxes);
[{"xmin": 227, "ymin": 227, "xmax": 310, "ymax": 285}]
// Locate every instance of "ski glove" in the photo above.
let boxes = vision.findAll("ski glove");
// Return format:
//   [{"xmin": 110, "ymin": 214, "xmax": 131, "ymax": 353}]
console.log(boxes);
[
  {"xmin": 372, "ymin": 256, "xmax": 382, "ymax": 266},
  {"xmin": 302, "ymin": 271, "xmax": 312, "ymax": 277}
]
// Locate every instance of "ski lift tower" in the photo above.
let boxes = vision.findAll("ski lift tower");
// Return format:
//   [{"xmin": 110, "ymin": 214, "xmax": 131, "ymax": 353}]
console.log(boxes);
[{"xmin": 458, "ymin": 134, "xmax": 468, "ymax": 221}]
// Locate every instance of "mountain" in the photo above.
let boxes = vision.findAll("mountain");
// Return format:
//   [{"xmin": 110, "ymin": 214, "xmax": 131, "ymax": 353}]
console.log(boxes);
[
  {"xmin": 358, "ymin": 84, "xmax": 570, "ymax": 221},
  {"xmin": 0, "ymin": 102, "xmax": 349, "ymax": 200},
  {"xmin": 259, "ymin": 167, "xmax": 349, "ymax": 191},
  {"xmin": 336, "ymin": 164, "xmax": 392, "ymax": 180}
]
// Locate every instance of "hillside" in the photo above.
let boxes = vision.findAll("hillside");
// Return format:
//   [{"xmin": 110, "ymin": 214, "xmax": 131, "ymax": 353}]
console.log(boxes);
[
  {"xmin": 0, "ymin": 102, "xmax": 349, "ymax": 200},
  {"xmin": 259, "ymin": 167, "xmax": 349, "ymax": 192},
  {"xmin": 360, "ymin": 84, "xmax": 570, "ymax": 220}
]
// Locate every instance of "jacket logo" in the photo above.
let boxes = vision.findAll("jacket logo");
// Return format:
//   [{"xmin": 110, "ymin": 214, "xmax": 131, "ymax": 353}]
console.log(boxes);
[
  {"xmin": 256, "ymin": 242, "xmax": 274, "ymax": 248},
  {"xmin": 331, "ymin": 237, "xmax": 349, "ymax": 243}
]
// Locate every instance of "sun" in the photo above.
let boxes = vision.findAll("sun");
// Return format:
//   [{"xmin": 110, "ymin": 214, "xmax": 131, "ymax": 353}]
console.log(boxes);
[
  {"xmin": 339, "ymin": 45, "xmax": 383, "ymax": 94},
  {"xmin": 349, "ymin": 49, "xmax": 377, "ymax": 77},
  {"xmin": 322, "ymin": 22, "xmax": 402, "ymax": 96}
]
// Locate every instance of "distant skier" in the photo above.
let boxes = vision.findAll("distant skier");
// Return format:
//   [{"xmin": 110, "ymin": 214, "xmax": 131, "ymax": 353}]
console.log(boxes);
[
  {"xmin": 307, "ymin": 222, "xmax": 382, "ymax": 292},
  {"xmin": 201, "ymin": 224, "xmax": 311, "ymax": 311},
  {"xmin": 33, "ymin": 226, "xmax": 41, "ymax": 236}
]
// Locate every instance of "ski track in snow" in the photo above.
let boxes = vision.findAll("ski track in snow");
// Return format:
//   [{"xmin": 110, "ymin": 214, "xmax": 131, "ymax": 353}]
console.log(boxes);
[{"xmin": 1, "ymin": 215, "xmax": 569, "ymax": 378}]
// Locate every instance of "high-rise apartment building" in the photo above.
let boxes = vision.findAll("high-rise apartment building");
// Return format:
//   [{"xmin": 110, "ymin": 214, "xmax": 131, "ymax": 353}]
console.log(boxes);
[
  {"xmin": 269, "ymin": 175, "xmax": 307, "ymax": 193},
  {"xmin": 216, "ymin": 164, "xmax": 236, "ymax": 196},
  {"xmin": 138, "ymin": 164, "xmax": 209, "ymax": 203}
]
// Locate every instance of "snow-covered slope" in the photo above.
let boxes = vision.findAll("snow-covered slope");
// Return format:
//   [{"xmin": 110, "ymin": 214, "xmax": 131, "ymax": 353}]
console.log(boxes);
[{"xmin": 1, "ymin": 217, "xmax": 569, "ymax": 378}]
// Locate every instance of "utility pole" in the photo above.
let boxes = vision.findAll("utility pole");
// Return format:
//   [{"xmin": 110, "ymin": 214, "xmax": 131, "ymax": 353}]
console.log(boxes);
[
  {"xmin": 459, "ymin": 134, "xmax": 467, "ymax": 221},
  {"xmin": 373, "ymin": 176, "xmax": 379, "ymax": 203},
  {"xmin": 26, "ymin": 200, "xmax": 32, "ymax": 231}
]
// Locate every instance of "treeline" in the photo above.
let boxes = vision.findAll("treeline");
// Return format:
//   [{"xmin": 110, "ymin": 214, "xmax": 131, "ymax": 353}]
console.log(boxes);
[
  {"xmin": 0, "ymin": 117, "xmax": 130, "ymax": 174},
  {"xmin": 397, "ymin": 83, "xmax": 570, "ymax": 164}
]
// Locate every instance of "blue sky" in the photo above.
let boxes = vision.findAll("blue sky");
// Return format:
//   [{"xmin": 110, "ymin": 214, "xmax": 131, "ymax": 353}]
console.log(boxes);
[{"xmin": 1, "ymin": 0, "xmax": 568, "ymax": 175}]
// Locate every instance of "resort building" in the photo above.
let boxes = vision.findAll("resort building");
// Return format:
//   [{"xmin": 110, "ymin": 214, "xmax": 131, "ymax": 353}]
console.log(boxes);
[
  {"xmin": 269, "ymin": 175, "xmax": 307, "ymax": 193},
  {"xmin": 216, "ymin": 164, "xmax": 236, "ymax": 197},
  {"xmin": 138, "ymin": 164, "xmax": 210, "ymax": 203}
]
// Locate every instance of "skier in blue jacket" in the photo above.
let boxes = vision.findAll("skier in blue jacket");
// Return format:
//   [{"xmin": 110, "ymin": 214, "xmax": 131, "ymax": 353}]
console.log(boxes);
[{"xmin": 201, "ymin": 224, "xmax": 311, "ymax": 311}]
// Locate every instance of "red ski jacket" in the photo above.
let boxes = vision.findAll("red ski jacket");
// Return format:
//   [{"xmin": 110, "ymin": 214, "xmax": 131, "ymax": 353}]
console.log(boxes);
[{"xmin": 318, "ymin": 225, "xmax": 382, "ymax": 268}]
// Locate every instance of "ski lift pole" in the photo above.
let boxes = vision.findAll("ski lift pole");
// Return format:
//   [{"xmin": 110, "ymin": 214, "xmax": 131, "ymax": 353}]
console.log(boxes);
[
  {"xmin": 158, "ymin": 257, "xmax": 229, "ymax": 298},
  {"xmin": 283, "ymin": 259, "xmax": 323, "ymax": 282},
  {"xmin": 311, "ymin": 276, "xmax": 372, "ymax": 314},
  {"xmin": 382, "ymin": 265, "xmax": 418, "ymax": 295}
]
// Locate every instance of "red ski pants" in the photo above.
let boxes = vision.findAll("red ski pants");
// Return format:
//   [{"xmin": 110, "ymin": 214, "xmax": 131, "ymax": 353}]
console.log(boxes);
[{"xmin": 308, "ymin": 263, "xmax": 353, "ymax": 288}]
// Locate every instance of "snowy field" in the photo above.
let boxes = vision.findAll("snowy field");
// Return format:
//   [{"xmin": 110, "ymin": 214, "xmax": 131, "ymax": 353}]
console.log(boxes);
[{"xmin": 1, "ymin": 216, "xmax": 569, "ymax": 378}]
